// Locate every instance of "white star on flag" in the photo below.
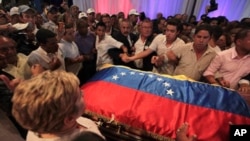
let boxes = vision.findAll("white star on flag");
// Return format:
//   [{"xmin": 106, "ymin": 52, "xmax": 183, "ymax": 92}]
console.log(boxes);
[
  {"xmin": 163, "ymin": 82, "xmax": 170, "ymax": 87},
  {"xmin": 130, "ymin": 72, "xmax": 135, "ymax": 75},
  {"xmin": 139, "ymin": 73, "xmax": 144, "ymax": 75},
  {"xmin": 120, "ymin": 72, "xmax": 126, "ymax": 76},
  {"xmin": 166, "ymin": 89, "xmax": 174, "ymax": 96},
  {"xmin": 157, "ymin": 78, "xmax": 163, "ymax": 81},
  {"xmin": 112, "ymin": 75, "xmax": 119, "ymax": 80},
  {"xmin": 148, "ymin": 74, "xmax": 154, "ymax": 78}
]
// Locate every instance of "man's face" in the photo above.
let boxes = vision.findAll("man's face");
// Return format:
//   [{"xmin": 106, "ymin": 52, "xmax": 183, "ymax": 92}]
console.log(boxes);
[
  {"xmin": 0, "ymin": 54, "xmax": 7, "ymax": 69},
  {"xmin": 64, "ymin": 28, "xmax": 75, "ymax": 42},
  {"xmin": 216, "ymin": 35, "xmax": 226, "ymax": 48},
  {"xmin": 158, "ymin": 19, "xmax": 166, "ymax": 31},
  {"xmin": 157, "ymin": 13, "xmax": 163, "ymax": 19},
  {"xmin": 78, "ymin": 24, "xmax": 88, "ymax": 36},
  {"xmin": 0, "ymin": 13, "xmax": 9, "ymax": 25},
  {"xmin": 87, "ymin": 12, "xmax": 95, "ymax": 22},
  {"xmin": 43, "ymin": 37, "xmax": 58, "ymax": 53},
  {"xmin": 96, "ymin": 26, "xmax": 105, "ymax": 40},
  {"xmin": 210, "ymin": 20, "xmax": 218, "ymax": 26},
  {"xmin": 120, "ymin": 21, "xmax": 131, "ymax": 36},
  {"xmin": 70, "ymin": 6, "xmax": 79, "ymax": 16},
  {"xmin": 237, "ymin": 32, "xmax": 250, "ymax": 52},
  {"xmin": 0, "ymin": 37, "xmax": 17, "ymax": 64},
  {"xmin": 193, "ymin": 30, "xmax": 211, "ymax": 50},
  {"xmin": 130, "ymin": 14, "xmax": 138, "ymax": 24},
  {"xmin": 183, "ymin": 25, "xmax": 192, "ymax": 36},
  {"xmin": 20, "ymin": 11, "xmax": 35, "ymax": 24},
  {"xmin": 102, "ymin": 16, "xmax": 111, "ymax": 29},
  {"xmin": 165, "ymin": 25, "xmax": 179, "ymax": 42},
  {"xmin": 140, "ymin": 22, "xmax": 152, "ymax": 38},
  {"xmin": 48, "ymin": 12, "xmax": 59, "ymax": 23}
]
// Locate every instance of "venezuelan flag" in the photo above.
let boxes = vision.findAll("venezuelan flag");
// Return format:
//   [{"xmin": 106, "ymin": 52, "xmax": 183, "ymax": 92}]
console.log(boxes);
[{"xmin": 81, "ymin": 65, "xmax": 250, "ymax": 141}]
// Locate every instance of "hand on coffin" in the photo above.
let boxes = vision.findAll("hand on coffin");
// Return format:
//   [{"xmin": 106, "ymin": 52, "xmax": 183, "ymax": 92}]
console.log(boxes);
[{"xmin": 176, "ymin": 122, "xmax": 197, "ymax": 141}]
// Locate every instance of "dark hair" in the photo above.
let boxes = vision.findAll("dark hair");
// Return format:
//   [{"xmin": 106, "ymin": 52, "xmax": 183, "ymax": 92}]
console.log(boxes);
[
  {"xmin": 157, "ymin": 17, "xmax": 166, "ymax": 25},
  {"xmin": 139, "ymin": 12, "xmax": 146, "ymax": 21},
  {"xmin": 71, "ymin": 131, "xmax": 105, "ymax": 141},
  {"xmin": 36, "ymin": 28, "xmax": 56, "ymax": 44},
  {"xmin": 100, "ymin": 13, "xmax": 110, "ymax": 23},
  {"xmin": 234, "ymin": 28, "xmax": 250, "ymax": 43},
  {"xmin": 65, "ymin": 23, "xmax": 74, "ymax": 29},
  {"xmin": 194, "ymin": 24, "xmax": 212, "ymax": 36},
  {"xmin": 141, "ymin": 18, "xmax": 153, "ymax": 24},
  {"xmin": 221, "ymin": 32, "xmax": 232, "ymax": 47},
  {"xmin": 63, "ymin": 23, "xmax": 74, "ymax": 35},
  {"xmin": 209, "ymin": 17, "xmax": 218, "ymax": 24},
  {"xmin": 96, "ymin": 22, "xmax": 106, "ymax": 29},
  {"xmin": 211, "ymin": 25, "xmax": 223, "ymax": 41},
  {"xmin": 47, "ymin": 6, "xmax": 59, "ymax": 14},
  {"xmin": 240, "ymin": 18, "xmax": 250, "ymax": 28},
  {"xmin": 200, "ymin": 14, "xmax": 210, "ymax": 23},
  {"xmin": 166, "ymin": 19, "xmax": 183, "ymax": 32},
  {"xmin": 111, "ymin": 14, "xmax": 117, "ymax": 18}
]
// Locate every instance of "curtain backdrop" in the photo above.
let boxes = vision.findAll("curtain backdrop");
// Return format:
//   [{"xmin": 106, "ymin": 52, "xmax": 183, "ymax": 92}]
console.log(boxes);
[
  {"xmin": 73, "ymin": 0, "xmax": 250, "ymax": 21},
  {"xmin": 195, "ymin": 0, "xmax": 250, "ymax": 21}
]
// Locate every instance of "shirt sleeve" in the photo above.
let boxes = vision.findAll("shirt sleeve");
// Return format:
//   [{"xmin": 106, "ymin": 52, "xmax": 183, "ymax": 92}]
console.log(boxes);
[
  {"xmin": 148, "ymin": 35, "xmax": 161, "ymax": 51},
  {"xmin": 172, "ymin": 45, "xmax": 184, "ymax": 58},
  {"xmin": 203, "ymin": 54, "xmax": 222, "ymax": 76},
  {"xmin": 58, "ymin": 43, "xmax": 67, "ymax": 58},
  {"xmin": 107, "ymin": 36, "xmax": 123, "ymax": 48}
]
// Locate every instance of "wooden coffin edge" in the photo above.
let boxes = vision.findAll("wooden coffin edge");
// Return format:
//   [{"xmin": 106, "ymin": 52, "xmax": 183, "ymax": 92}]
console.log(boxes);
[{"xmin": 83, "ymin": 110, "xmax": 175, "ymax": 141}]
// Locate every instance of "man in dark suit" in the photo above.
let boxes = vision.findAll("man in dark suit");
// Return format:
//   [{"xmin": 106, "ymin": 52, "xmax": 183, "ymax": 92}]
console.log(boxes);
[{"xmin": 109, "ymin": 19, "xmax": 138, "ymax": 68}]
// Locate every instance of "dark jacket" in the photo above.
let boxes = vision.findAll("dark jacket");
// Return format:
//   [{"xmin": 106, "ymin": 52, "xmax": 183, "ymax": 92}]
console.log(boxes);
[
  {"xmin": 108, "ymin": 32, "xmax": 138, "ymax": 68},
  {"xmin": 0, "ymin": 70, "xmax": 14, "ymax": 116},
  {"xmin": 141, "ymin": 34, "xmax": 157, "ymax": 71},
  {"xmin": 112, "ymin": 32, "xmax": 138, "ymax": 54},
  {"xmin": 10, "ymin": 32, "xmax": 38, "ymax": 56}
]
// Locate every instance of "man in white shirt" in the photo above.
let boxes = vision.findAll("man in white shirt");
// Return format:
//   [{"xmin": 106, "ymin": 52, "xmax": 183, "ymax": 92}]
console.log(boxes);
[
  {"xmin": 134, "ymin": 19, "xmax": 156, "ymax": 71},
  {"xmin": 95, "ymin": 22, "xmax": 128, "ymax": 70},
  {"xmin": 122, "ymin": 19, "xmax": 185, "ymax": 74},
  {"xmin": 27, "ymin": 28, "xmax": 65, "ymax": 73},
  {"xmin": 42, "ymin": 6, "xmax": 59, "ymax": 34},
  {"xmin": 59, "ymin": 24, "xmax": 83, "ymax": 75}
]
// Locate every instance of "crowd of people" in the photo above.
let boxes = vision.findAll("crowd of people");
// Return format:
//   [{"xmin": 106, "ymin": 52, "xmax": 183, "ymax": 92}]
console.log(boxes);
[{"xmin": 1, "ymin": 1, "xmax": 250, "ymax": 141}]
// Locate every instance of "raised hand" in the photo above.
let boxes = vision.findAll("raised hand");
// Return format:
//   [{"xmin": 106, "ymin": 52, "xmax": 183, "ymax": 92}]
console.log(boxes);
[{"xmin": 0, "ymin": 75, "xmax": 22, "ymax": 91}]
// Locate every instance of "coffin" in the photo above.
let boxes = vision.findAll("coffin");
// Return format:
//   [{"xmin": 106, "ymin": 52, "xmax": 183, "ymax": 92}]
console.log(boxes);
[{"xmin": 81, "ymin": 65, "xmax": 250, "ymax": 141}]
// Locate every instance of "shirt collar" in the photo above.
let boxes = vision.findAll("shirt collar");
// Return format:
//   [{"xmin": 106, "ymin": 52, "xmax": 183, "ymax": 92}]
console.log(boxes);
[
  {"xmin": 190, "ymin": 43, "xmax": 214, "ymax": 55},
  {"xmin": 231, "ymin": 47, "xmax": 250, "ymax": 59},
  {"xmin": 38, "ymin": 47, "xmax": 57, "ymax": 57}
]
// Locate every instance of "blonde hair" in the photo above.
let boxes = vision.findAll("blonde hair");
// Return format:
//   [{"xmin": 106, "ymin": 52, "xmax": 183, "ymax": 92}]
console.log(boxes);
[{"xmin": 12, "ymin": 70, "xmax": 83, "ymax": 133}]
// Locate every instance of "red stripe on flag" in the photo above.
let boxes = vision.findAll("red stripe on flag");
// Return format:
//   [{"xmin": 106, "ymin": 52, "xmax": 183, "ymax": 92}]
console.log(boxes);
[{"xmin": 82, "ymin": 81, "xmax": 250, "ymax": 141}]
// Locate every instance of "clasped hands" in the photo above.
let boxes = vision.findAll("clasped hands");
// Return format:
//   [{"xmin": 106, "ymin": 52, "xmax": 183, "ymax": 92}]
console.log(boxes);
[
  {"xmin": 121, "ymin": 53, "xmax": 165, "ymax": 67},
  {"xmin": 121, "ymin": 53, "xmax": 132, "ymax": 63}
]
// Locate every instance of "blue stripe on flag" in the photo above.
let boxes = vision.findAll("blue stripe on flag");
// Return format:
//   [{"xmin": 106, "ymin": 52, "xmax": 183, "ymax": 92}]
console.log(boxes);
[{"xmin": 88, "ymin": 66, "xmax": 250, "ymax": 117}]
